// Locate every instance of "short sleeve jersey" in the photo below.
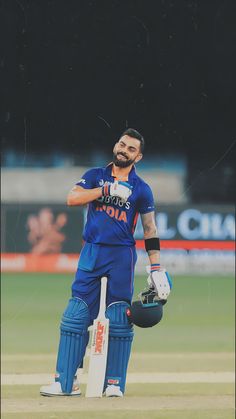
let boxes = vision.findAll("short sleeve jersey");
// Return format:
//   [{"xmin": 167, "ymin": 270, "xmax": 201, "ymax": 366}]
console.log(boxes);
[{"xmin": 76, "ymin": 164, "xmax": 155, "ymax": 246}]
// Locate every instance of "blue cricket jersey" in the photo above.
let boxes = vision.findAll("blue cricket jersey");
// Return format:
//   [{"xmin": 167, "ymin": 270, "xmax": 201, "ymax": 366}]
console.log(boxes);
[{"xmin": 76, "ymin": 163, "xmax": 155, "ymax": 246}]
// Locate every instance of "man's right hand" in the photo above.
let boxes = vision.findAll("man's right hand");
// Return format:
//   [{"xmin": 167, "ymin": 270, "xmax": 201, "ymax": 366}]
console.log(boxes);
[{"xmin": 102, "ymin": 181, "xmax": 132, "ymax": 202}]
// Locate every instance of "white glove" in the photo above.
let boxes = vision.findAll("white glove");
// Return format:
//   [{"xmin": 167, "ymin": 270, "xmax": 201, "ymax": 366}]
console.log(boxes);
[
  {"xmin": 147, "ymin": 266, "xmax": 171, "ymax": 300},
  {"xmin": 103, "ymin": 180, "xmax": 132, "ymax": 202}
]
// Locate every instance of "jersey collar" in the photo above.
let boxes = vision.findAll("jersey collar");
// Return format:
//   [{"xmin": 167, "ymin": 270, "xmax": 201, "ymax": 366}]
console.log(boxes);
[{"xmin": 105, "ymin": 162, "xmax": 136, "ymax": 181}]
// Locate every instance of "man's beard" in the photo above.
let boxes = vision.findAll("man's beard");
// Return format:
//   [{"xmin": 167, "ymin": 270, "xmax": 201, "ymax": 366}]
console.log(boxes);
[{"xmin": 113, "ymin": 152, "xmax": 135, "ymax": 168}]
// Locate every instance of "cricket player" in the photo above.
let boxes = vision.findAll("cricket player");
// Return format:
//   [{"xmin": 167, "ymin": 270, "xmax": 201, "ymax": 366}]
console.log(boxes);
[{"xmin": 40, "ymin": 128, "xmax": 171, "ymax": 397}]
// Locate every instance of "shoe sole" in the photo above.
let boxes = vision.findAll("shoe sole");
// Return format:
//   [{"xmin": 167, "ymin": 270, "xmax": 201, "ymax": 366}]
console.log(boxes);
[{"xmin": 40, "ymin": 391, "xmax": 81, "ymax": 397}]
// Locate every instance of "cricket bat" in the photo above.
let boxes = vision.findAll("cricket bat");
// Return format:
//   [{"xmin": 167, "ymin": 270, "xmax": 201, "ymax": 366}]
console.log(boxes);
[{"xmin": 85, "ymin": 276, "xmax": 109, "ymax": 397}]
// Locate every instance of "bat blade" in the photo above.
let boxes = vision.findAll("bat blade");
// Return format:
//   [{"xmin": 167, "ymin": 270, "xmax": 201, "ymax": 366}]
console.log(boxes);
[
  {"xmin": 86, "ymin": 277, "xmax": 109, "ymax": 398},
  {"xmin": 85, "ymin": 318, "xmax": 109, "ymax": 397}
]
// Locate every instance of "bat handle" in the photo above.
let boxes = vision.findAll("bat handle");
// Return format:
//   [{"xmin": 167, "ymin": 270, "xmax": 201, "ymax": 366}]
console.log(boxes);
[{"xmin": 98, "ymin": 276, "xmax": 107, "ymax": 317}]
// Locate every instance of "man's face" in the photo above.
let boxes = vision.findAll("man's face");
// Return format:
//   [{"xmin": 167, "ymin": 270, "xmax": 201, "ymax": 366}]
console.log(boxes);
[{"xmin": 113, "ymin": 135, "xmax": 143, "ymax": 168}]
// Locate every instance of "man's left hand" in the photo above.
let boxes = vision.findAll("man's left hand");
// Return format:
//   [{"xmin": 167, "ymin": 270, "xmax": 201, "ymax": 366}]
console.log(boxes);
[{"xmin": 147, "ymin": 266, "xmax": 172, "ymax": 300}]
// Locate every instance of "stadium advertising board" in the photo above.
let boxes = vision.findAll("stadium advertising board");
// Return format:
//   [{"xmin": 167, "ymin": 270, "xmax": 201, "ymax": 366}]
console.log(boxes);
[{"xmin": 1, "ymin": 204, "xmax": 235, "ymax": 274}]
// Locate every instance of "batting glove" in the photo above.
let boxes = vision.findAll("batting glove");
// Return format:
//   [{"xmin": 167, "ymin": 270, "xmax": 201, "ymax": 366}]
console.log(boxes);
[
  {"xmin": 147, "ymin": 264, "xmax": 172, "ymax": 301},
  {"xmin": 102, "ymin": 180, "xmax": 132, "ymax": 202}
]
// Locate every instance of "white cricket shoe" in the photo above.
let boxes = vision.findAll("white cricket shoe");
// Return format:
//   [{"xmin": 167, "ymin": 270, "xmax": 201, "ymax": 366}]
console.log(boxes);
[
  {"xmin": 40, "ymin": 380, "xmax": 81, "ymax": 396},
  {"xmin": 105, "ymin": 385, "xmax": 123, "ymax": 397}
]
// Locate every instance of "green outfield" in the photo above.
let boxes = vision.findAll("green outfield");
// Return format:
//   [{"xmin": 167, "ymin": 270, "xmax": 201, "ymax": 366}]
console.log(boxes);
[{"xmin": 1, "ymin": 273, "xmax": 235, "ymax": 418}]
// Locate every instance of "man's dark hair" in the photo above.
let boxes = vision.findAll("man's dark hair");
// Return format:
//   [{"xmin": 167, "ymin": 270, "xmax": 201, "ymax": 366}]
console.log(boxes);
[{"xmin": 120, "ymin": 128, "xmax": 145, "ymax": 153}]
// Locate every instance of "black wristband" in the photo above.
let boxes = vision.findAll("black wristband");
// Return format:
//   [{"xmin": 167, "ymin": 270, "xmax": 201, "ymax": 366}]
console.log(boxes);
[{"xmin": 145, "ymin": 237, "xmax": 160, "ymax": 251}]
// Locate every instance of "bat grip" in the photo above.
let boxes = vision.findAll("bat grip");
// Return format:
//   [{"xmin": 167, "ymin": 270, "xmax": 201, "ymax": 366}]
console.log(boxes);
[{"xmin": 98, "ymin": 276, "xmax": 107, "ymax": 317}]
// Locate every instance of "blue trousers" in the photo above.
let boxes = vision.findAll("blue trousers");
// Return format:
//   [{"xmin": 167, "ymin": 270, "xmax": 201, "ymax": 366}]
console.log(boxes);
[{"xmin": 71, "ymin": 243, "xmax": 137, "ymax": 323}]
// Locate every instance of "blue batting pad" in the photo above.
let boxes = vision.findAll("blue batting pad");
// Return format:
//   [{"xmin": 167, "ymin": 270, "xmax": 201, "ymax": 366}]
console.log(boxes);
[
  {"xmin": 55, "ymin": 297, "xmax": 90, "ymax": 393},
  {"xmin": 104, "ymin": 302, "xmax": 134, "ymax": 393}
]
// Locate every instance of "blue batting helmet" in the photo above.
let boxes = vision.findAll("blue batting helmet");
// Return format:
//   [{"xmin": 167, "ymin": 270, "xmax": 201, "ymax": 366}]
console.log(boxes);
[{"xmin": 126, "ymin": 289, "xmax": 164, "ymax": 328}]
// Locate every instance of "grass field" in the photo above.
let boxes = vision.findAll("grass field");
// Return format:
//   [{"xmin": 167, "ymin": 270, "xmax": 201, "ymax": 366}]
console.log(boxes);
[{"xmin": 1, "ymin": 273, "xmax": 235, "ymax": 418}]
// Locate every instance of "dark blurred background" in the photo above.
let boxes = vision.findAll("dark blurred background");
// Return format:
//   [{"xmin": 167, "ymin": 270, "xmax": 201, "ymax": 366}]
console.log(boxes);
[{"xmin": 1, "ymin": 0, "xmax": 235, "ymax": 203}]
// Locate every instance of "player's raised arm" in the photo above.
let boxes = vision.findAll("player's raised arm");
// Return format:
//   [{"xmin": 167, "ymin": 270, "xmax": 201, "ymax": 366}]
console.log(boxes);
[
  {"xmin": 67, "ymin": 181, "xmax": 133, "ymax": 206},
  {"xmin": 67, "ymin": 185, "xmax": 103, "ymax": 206}
]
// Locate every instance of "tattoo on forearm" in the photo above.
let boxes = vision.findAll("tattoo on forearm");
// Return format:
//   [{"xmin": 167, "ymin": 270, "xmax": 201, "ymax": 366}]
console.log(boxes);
[
  {"xmin": 141, "ymin": 212, "xmax": 158, "ymax": 238},
  {"xmin": 147, "ymin": 249, "xmax": 159, "ymax": 256}
]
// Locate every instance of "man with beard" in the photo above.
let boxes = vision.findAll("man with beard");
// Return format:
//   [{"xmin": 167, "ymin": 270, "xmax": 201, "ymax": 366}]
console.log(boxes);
[{"xmin": 40, "ymin": 128, "xmax": 171, "ymax": 397}]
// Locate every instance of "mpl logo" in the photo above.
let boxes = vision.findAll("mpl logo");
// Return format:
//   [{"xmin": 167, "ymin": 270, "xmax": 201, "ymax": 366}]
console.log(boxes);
[
  {"xmin": 93, "ymin": 321, "xmax": 105, "ymax": 354},
  {"xmin": 108, "ymin": 378, "xmax": 120, "ymax": 385}
]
